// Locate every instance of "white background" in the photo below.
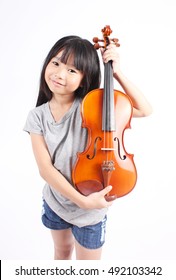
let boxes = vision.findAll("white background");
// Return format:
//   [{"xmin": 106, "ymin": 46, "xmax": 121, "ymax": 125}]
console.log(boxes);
[{"xmin": 0, "ymin": 0, "xmax": 176, "ymax": 261}]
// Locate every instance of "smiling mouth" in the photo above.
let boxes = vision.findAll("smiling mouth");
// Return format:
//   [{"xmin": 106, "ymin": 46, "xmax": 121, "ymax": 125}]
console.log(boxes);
[{"xmin": 51, "ymin": 80, "xmax": 65, "ymax": 87}]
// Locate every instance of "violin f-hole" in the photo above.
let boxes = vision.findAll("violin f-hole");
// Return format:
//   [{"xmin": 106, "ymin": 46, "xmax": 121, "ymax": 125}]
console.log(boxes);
[
  {"xmin": 114, "ymin": 137, "xmax": 126, "ymax": 160},
  {"xmin": 86, "ymin": 136, "xmax": 102, "ymax": 160}
]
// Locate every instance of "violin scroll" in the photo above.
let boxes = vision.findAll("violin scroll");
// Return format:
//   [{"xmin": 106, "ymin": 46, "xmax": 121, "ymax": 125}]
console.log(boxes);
[{"xmin": 93, "ymin": 25, "xmax": 120, "ymax": 49}]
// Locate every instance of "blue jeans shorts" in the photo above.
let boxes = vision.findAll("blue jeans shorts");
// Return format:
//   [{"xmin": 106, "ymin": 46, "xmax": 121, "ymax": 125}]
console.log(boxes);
[{"xmin": 41, "ymin": 200, "xmax": 107, "ymax": 249}]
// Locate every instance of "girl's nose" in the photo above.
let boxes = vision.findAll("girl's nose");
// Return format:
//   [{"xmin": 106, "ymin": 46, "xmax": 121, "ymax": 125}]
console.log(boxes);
[{"xmin": 54, "ymin": 67, "xmax": 65, "ymax": 79}]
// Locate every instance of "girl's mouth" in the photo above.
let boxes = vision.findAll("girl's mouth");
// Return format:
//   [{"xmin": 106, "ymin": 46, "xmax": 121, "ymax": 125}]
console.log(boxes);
[{"xmin": 51, "ymin": 79, "xmax": 65, "ymax": 87}]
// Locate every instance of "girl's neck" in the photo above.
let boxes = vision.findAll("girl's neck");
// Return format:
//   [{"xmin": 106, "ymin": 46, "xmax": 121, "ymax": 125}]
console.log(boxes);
[
  {"xmin": 49, "ymin": 94, "xmax": 75, "ymax": 123},
  {"xmin": 50, "ymin": 93, "xmax": 75, "ymax": 108}
]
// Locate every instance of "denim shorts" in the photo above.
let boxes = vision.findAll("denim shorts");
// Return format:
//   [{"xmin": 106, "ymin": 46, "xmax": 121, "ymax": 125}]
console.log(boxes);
[{"xmin": 41, "ymin": 200, "xmax": 107, "ymax": 249}]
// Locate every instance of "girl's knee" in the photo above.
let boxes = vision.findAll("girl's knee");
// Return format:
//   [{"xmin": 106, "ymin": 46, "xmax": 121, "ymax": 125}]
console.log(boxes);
[{"xmin": 54, "ymin": 242, "xmax": 74, "ymax": 260}]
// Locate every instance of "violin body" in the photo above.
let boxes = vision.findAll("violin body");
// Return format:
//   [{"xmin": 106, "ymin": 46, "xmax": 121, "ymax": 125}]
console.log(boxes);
[
  {"xmin": 72, "ymin": 25, "xmax": 137, "ymax": 200},
  {"xmin": 72, "ymin": 88, "xmax": 137, "ymax": 199}
]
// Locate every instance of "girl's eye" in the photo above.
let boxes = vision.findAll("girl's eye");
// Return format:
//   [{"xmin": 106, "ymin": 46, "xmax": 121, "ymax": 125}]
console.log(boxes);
[
  {"xmin": 52, "ymin": 61, "xmax": 59, "ymax": 66},
  {"xmin": 68, "ymin": 69, "xmax": 76, "ymax": 73}
]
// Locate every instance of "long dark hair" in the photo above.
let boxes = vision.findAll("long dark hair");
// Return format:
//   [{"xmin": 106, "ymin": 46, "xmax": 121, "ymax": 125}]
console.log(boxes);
[{"xmin": 36, "ymin": 36, "xmax": 101, "ymax": 106}]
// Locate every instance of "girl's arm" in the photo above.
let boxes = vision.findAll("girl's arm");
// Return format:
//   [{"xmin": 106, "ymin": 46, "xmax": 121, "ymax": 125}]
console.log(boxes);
[
  {"xmin": 30, "ymin": 133, "xmax": 113, "ymax": 209},
  {"xmin": 102, "ymin": 44, "xmax": 153, "ymax": 117}
]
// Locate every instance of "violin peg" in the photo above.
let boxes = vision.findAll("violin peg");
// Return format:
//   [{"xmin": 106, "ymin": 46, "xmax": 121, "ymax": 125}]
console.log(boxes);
[
  {"xmin": 93, "ymin": 37, "xmax": 104, "ymax": 43},
  {"xmin": 93, "ymin": 37, "xmax": 99, "ymax": 43},
  {"xmin": 112, "ymin": 38, "xmax": 120, "ymax": 47},
  {"xmin": 93, "ymin": 38, "xmax": 105, "ymax": 49},
  {"xmin": 94, "ymin": 43, "xmax": 101, "ymax": 49},
  {"xmin": 115, "ymin": 43, "xmax": 120, "ymax": 47}
]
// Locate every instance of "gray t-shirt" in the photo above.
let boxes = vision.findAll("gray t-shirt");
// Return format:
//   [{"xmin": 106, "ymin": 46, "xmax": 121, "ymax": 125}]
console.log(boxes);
[{"xmin": 23, "ymin": 97, "xmax": 108, "ymax": 227}]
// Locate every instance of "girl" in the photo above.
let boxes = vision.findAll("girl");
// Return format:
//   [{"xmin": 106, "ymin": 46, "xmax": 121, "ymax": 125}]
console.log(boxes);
[{"xmin": 24, "ymin": 35, "xmax": 152, "ymax": 260}]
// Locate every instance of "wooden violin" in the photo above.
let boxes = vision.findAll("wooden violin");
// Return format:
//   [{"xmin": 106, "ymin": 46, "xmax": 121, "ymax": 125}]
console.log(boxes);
[{"xmin": 72, "ymin": 25, "xmax": 137, "ymax": 201}]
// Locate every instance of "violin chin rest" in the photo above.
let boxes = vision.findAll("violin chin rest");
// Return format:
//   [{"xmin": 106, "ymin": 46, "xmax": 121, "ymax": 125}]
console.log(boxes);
[
  {"xmin": 76, "ymin": 180, "xmax": 117, "ymax": 201},
  {"xmin": 76, "ymin": 180, "xmax": 104, "ymax": 196}
]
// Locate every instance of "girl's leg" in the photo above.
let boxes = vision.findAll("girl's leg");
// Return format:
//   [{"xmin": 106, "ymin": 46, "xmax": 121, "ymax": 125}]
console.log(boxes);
[
  {"xmin": 51, "ymin": 228, "xmax": 74, "ymax": 260},
  {"xmin": 75, "ymin": 239, "xmax": 103, "ymax": 260}
]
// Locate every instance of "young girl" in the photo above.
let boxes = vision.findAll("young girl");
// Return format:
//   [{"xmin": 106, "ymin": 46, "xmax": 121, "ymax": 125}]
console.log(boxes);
[{"xmin": 24, "ymin": 35, "xmax": 152, "ymax": 260}]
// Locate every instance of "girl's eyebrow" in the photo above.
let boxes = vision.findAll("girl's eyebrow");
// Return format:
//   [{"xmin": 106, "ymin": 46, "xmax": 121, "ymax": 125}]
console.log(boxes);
[
  {"xmin": 54, "ymin": 56, "xmax": 61, "ymax": 61},
  {"xmin": 54, "ymin": 55, "xmax": 76, "ymax": 68}
]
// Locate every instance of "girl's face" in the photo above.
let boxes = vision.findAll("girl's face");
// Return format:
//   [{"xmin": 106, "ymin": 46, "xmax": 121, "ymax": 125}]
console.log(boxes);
[{"xmin": 45, "ymin": 50, "xmax": 84, "ymax": 98}]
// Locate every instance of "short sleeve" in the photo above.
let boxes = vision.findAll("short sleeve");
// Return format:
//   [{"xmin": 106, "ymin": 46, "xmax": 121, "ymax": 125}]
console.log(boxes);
[{"xmin": 23, "ymin": 109, "xmax": 43, "ymax": 135}]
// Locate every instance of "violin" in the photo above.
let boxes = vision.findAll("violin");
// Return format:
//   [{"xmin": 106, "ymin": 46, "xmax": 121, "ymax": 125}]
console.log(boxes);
[{"xmin": 72, "ymin": 25, "xmax": 137, "ymax": 201}]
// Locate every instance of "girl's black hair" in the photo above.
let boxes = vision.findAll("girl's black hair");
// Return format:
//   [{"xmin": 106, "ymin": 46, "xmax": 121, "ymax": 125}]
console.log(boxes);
[{"xmin": 36, "ymin": 36, "xmax": 101, "ymax": 106}]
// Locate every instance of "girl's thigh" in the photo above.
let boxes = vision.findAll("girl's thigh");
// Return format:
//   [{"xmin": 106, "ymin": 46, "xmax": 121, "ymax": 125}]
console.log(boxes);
[
  {"xmin": 74, "ymin": 238, "xmax": 102, "ymax": 260},
  {"xmin": 51, "ymin": 228, "xmax": 74, "ymax": 249}
]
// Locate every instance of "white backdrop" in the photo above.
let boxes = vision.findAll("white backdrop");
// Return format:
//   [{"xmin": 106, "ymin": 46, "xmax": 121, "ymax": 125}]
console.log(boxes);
[{"xmin": 0, "ymin": 0, "xmax": 176, "ymax": 261}]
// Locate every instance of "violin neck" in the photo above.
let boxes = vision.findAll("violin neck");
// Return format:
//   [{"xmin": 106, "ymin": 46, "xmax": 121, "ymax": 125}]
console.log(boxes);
[{"xmin": 102, "ymin": 61, "xmax": 116, "ymax": 131}]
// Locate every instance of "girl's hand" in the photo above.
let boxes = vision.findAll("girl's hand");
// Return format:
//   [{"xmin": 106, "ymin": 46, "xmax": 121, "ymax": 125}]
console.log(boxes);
[
  {"xmin": 81, "ymin": 185, "xmax": 116, "ymax": 209},
  {"xmin": 101, "ymin": 43, "xmax": 120, "ymax": 74}
]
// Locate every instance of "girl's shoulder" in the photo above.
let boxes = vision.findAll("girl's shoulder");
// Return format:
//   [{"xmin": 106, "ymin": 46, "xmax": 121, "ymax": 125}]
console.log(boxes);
[
  {"xmin": 30, "ymin": 102, "xmax": 48, "ymax": 114},
  {"xmin": 26, "ymin": 102, "xmax": 50, "ymax": 122},
  {"xmin": 23, "ymin": 102, "xmax": 49, "ymax": 135}
]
